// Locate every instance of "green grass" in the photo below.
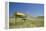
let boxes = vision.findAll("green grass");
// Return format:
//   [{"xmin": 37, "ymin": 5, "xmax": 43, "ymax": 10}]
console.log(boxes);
[{"xmin": 9, "ymin": 19, "xmax": 44, "ymax": 29}]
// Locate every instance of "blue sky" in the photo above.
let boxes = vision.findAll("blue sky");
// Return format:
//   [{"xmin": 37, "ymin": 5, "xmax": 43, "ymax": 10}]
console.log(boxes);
[{"xmin": 9, "ymin": 2, "xmax": 44, "ymax": 17}]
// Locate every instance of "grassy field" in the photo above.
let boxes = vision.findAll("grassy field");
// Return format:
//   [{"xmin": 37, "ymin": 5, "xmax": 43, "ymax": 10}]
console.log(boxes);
[{"xmin": 9, "ymin": 17, "xmax": 44, "ymax": 29}]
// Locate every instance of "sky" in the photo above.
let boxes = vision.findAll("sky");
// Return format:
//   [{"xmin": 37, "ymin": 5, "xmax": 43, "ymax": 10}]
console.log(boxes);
[{"xmin": 9, "ymin": 2, "xmax": 44, "ymax": 17}]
